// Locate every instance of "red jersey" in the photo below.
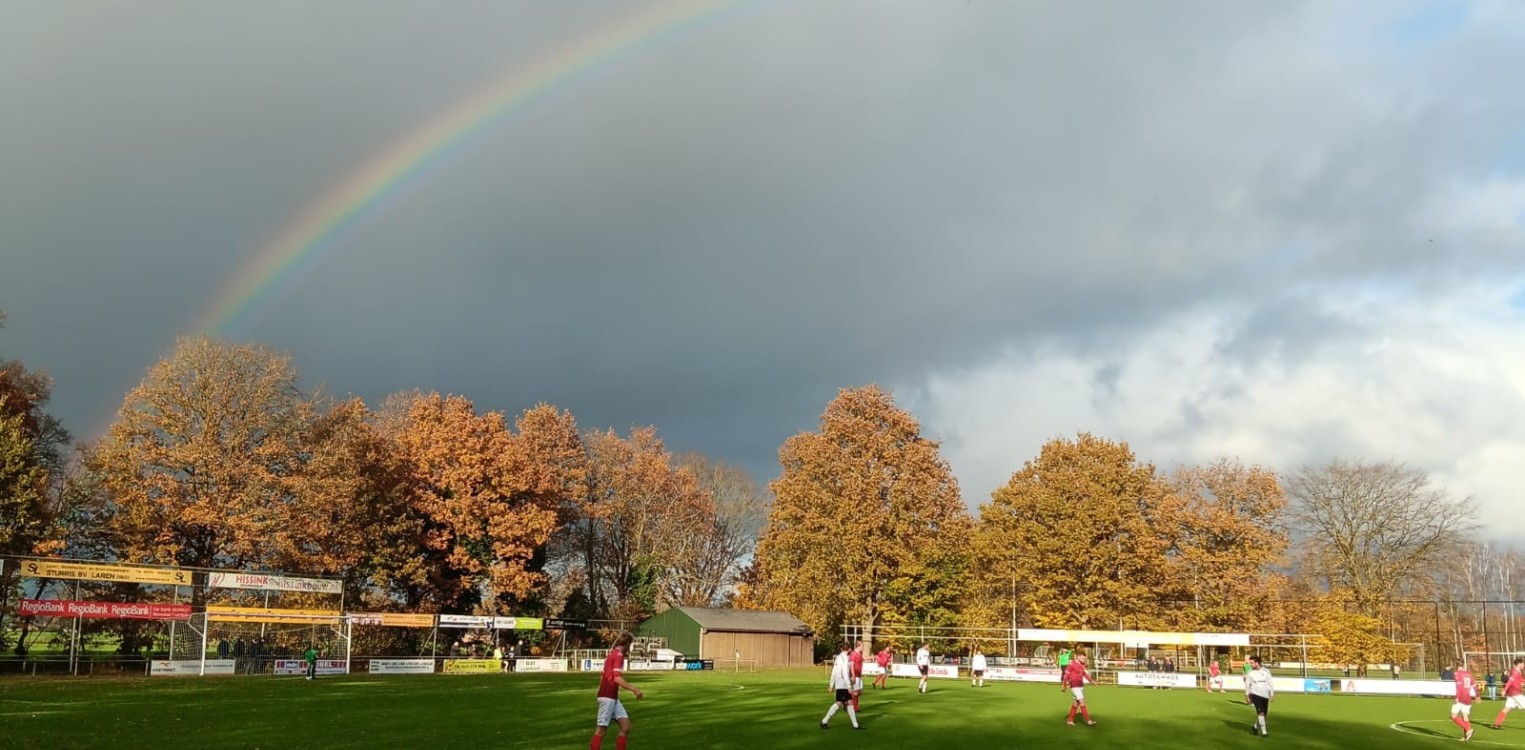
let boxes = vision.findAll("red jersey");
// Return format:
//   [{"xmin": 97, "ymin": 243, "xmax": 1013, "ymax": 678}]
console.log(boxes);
[
  {"xmin": 1505, "ymin": 669, "xmax": 1524, "ymax": 698},
  {"xmin": 1065, "ymin": 661, "xmax": 1089, "ymax": 687},
  {"xmin": 1209, "ymin": 661, "xmax": 1220, "ymax": 677},
  {"xmin": 598, "ymin": 647, "xmax": 625, "ymax": 699},
  {"xmin": 876, "ymin": 650, "xmax": 891, "ymax": 668},
  {"xmin": 1455, "ymin": 669, "xmax": 1475, "ymax": 705},
  {"xmin": 849, "ymin": 649, "xmax": 864, "ymax": 677}
]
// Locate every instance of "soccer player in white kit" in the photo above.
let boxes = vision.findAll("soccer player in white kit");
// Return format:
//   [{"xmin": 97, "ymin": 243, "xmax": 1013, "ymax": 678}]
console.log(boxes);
[
  {"xmin": 971, "ymin": 648, "xmax": 987, "ymax": 687},
  {"xmin": 1244, "ymin": 655, "xmax": 1275, "ymax": 737},
  {"xmin": 916, "ymin": 643, "xmax": 931, "ymax": 693},
  {"xmin": 821, "ymin": 642, "xmax": 862, "ymax": 730}
]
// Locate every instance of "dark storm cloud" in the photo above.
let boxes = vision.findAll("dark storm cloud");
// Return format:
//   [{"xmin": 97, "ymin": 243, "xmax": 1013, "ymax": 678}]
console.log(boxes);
[{"xmin": 2, "ymin": 1, "xmax": 1522, "ymax": 486}]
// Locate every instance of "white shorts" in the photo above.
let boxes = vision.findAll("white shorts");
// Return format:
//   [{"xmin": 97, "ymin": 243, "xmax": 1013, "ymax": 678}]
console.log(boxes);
[
  {"xmin": 1508, "ymin": 695, "xmax": 1525, "ymax": 711},
  {"xmin": 1209, "ymin": 676, "xmax": 1224, "ymax": 687},
  {"xmin": 1071, "ymin": 687, "xmax": 1086, "ymax": 702},
  {"xmin": 852, "ymin": 677, "xmax": 863, "ymax": 692},
  {"xmin": 596, "ymin": 697, "xmax": 628, "ymax": 727},
  {"xmin": 1452, "ymin": 702, "xmax": 1473, "ymax": 718}
]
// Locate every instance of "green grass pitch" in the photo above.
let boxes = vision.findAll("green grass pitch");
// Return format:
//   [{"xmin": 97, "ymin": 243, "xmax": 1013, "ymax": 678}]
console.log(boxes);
[{"xmin": 3, "ymin": 671, "xmax": 1523, "ymax": 749}]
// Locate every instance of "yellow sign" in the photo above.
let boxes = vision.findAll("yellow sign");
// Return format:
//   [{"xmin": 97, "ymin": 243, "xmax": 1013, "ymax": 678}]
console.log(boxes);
[
  {"xmin": 442, "ymin": 659, "xmax": 500, "ymax": 674},
  {"xmin": 351, "ymin": 612, "xmax": 436, "ymax": 628},
  {"xmin": 206, "ymin": 605, "xmax": 341, "ymax": 625},
  {"xmin": 17, "ymin": 560, "xmax": 189, "ymax": 586}
]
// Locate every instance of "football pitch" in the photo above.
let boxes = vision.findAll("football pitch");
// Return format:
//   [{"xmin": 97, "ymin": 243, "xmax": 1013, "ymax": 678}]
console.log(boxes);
[{"xmin": 3, "ymin": 671, "xmax": 1523, "ymax": 749}]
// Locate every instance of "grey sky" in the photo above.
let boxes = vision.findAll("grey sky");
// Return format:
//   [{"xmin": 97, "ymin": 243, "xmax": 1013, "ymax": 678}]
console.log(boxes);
[{"xmin": 3, "ymin": 1, "xmax": 1523, "ymax": 534}]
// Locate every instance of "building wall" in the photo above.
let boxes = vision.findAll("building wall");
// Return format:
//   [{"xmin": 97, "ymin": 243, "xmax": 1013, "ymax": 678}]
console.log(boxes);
[
  {"xmin": 699, "ymin": 630, "xmax": 814, "ymax": 667},
  {"xmin": 636, "ymin": 609, "xmax": 700, "ymax": 656}
]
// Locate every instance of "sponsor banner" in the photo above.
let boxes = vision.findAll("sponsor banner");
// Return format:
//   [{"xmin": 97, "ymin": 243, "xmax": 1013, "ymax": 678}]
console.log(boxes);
[
  {"xmin": 1339, "ymin": 678, "xmax": 1454, "ymax": 697},
  {"xmin": 350, "ymin": 612, "xmax": 435, "ymax": 628},
  {"xmin": 207, "ymin": 572, "xmax": 342, "ymax": 594},
  {"xmin": 438, "ymin": 614, "xmax": 492, "ymax": 628},
  {"xmin": 442, "ymin": 659, "xmax": 500, "ymax": 674},
  {"xmin": 513, "ymin": 658, "xmax": 569, "ymax": 673},
  {"xmin": 1219, "ymin": 676, "xmax": 1318, "ymax": 694},
  {"xmin": 986, "ymin": 667, "xmax": 1062, "ymax": 683},
  {"xmin": 1118, "ymin": 671, "xmax": 1198, "ymax": 689},
  {"xmin": 581, "ymin": 658, "xmax": 605, "ymax": 672},
  {"xmin": 492, "ymin": 616, "xmax": 545, "ymax": 631},
  {"xmin": 890, "ymin": 663, "xmax": 960, "ymax": 679},
  {"xmin": 369, "ymin": 659, "xmax": 436, "ymax": 675},
  {"xmin": 543, "ymin": 618, "xmax": 588, "ymax": 630},
  {"xmin": 274, "ymin": 659, "xmax": 347, "ymax": 676},
  {"xmin": 205, "ymin": 605, "xmax": 341, "ymax": 625},
  {"xmin": 1018, "ymin": 629, "xmax": 1250, "ymax": 647},
  {"xmin": 677, "ymin": 659, "xmax": 713, "ymax": 671},
  {"xmin": 627, "ymin": 660, "xmax": 674, "ymax": 671},
  {"xmin": 20, "ymin": 599, "xmax": 191, "ymax": 621},
  {"xmin": 1304, "ymin": 679, "xmax": 1332, "ymax": 694},
  {"xmin": 18, "ymin": 560, "xmax": 189, "ymax": 586},
  {"xmin": 151, "ymin": 659, "xmax": 236, "ymax": 676},
  {"xmin": 862, "ymin": 663, "xmax": 885, "ymax": 676}
]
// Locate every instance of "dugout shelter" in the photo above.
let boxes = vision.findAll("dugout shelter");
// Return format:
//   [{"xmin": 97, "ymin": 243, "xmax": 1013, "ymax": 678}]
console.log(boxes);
[{"xmin": 638, "ymin": 607, "xmax": 813, "ymax": 667}]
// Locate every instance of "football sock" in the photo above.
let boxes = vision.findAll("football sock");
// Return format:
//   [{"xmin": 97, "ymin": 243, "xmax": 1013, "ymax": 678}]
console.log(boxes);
[
  {"xmin": 616, "ymin": 736, "xmax": 626, "ymax": 750},
  {"xmin": 590, "ymin": 735, "xmax": 603, "ymax": 750},
  {"xmin": 824, "ymin": 704, "xmax": 839, "ymax": 723},
  {"xmin": 1497, "ymin": 711, "xmax": 1508, "ymax": 726},
  {"xmin": 1067, "ymin": 705, "xmax": 1077, "ymax": 722},
  {"xmin": 846, "ymin": 705, "xmax": 858, "ymax": 728},
  {"xmin": 1081, "ymin": 705, "xmax": 1091, "ymax": 722}
]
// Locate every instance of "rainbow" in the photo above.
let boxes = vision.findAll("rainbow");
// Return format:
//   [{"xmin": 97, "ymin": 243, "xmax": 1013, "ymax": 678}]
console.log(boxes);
[{"xmin": 199, "ymin": 0, "xmax": 755, "ymax": 336}]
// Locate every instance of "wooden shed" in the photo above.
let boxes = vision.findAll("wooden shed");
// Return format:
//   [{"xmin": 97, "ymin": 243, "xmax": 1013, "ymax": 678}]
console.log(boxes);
[{"xmin": 638, "ymin": 607, "xmax": 814, "ymax": 667}]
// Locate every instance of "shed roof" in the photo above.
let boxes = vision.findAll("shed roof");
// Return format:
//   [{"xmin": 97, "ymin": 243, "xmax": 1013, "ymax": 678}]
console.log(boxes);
[{"xmin": 675, "ymin": 607, "xmax": 812, "ymax": 635}]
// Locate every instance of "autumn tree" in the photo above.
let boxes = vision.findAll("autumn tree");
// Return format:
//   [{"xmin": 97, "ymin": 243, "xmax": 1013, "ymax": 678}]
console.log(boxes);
[
  {"xmin": 0, "ymin": 306, "xmax": 71, "ymax": 559},
  {"xmin": 378, "ymin": 393, "xmax": 586, "ymax": 613},
  {"xmin": 666, "ymin": 453, "xmax": 769, "ymax": 608},
  {"xmin": 562, "ymin": 427, "xmax": 713, "ymax": 622},
  {"xmin": 1162, "ymin": 459, "xmax": 1289, "ymax": 631},
  {"xmin": 1298, "ymin": 592, "xmax": 1411, "ymax": 673},
  {"xmin": 84, "ymin": 337, "xmax": 375, "ymax": 576},
  {"xmin": 974, "ymin": 433, "xmax": 1173, "ymax": 630},
  {"xmin": 752, "ymin": 385, "xmax": 972, "ymax": 645},
  {"xmin": 1288, "ymin": 460, "xmax": 1476, "ymax": 610}
]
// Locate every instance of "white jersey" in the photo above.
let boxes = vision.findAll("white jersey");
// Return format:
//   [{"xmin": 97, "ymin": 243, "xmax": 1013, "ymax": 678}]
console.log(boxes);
[
  {"xmin": 1245, "ymin": 667, "xmax": 1275, "ymax": 699},
  {"xmin": 829, "ymin": 653, "xmax": 854, "ymax": 690},
  {"xmin": 916, "ymin": 648, "xmax": 930, "ymax": 667},
  {"xmin": 972, "ymin": 654, "xmax": 987, "ymax": 671}
]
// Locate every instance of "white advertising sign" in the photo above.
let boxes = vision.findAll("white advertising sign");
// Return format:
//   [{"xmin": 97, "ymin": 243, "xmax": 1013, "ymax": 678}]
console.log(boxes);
[
  {"xmin": 861, "ymin": 663, "xmax": 885, "ymax": 676},
  {"xmin": 1340, "ymin": 679, "xmax": 1454, "ymax": 697},
  {"xmin": 513, "ymin": 658, "xmax": 569, "ymax": 673},
  {"xmin": 369, "ymin": 658, "xmax": 436, "ymax": 675},
  {"xmin": 581, "ymin": 658, "xmax": 605, "ymax": 672},
  {"xmin": 206, "ymin": 572, "xmax": 342, "ymax": 594},
  {"xmin": 1219, "ymin": 675, "xmax": 1326, "ymax": 694},
  {"xmin": 274, "ymin": 659, "xmax": 347, "ymax": 676},
  {"xmin": 150, "ymin": 659, "xmax": 236, "ymax": 676},
  {"xmin": 438, "ymin": 614, "xmax": 492, "ymax": 628},
  {"xmin": 1118, "ymin": 671, "xmax": 1198, "ymax": 689},
  {"xmin": 890, "ymin": 663, "xmax": 959, "ymax": 679},
  {"xmin": 986, "ymin": 667, "xmax": 1062, "ymax": 683},
  {"xmin": 627, "ymin": 660, "xmax": 674, "ymax": 671}
]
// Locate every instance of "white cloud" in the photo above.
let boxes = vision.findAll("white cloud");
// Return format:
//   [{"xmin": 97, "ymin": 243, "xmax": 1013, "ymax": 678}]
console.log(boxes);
[{"xmin": 902, "ymin": 277, "xmax": 1525, "ymax": 540}]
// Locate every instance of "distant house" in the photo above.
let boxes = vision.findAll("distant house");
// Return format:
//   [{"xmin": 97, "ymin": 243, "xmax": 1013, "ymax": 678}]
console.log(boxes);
[{"xmin": 637, "ymin": 607, "xmax": 814, "ymax": 667}]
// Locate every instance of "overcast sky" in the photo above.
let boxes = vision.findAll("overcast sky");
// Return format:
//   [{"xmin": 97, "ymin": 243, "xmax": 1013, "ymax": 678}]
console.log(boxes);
[{"xmin": 3, "ymin": 1, "xmax": 1523, "ymax": 537}]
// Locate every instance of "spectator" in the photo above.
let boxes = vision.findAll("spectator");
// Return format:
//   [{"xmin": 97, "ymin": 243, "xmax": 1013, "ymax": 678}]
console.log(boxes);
[
  {"xmin": 217, "ymin": 638, "xmax": 229, "ymax": 660},
  {"xmin": 1487, "ymin": 672, "xmax": 1498, "ymax": 700},
  {"xmin": 1165, "ymin": 657, "xmax": 1176, "ymax": 673}
]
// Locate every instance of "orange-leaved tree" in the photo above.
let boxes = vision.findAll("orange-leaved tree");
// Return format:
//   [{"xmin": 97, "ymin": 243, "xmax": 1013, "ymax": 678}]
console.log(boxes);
[
  {"xmin": 86, "ymin": 337, "xmax": 369, "ymax": 574},
  {"xmin": 1162, "ymin": 458, "xmax": 1289, "ymax": 631},
  {"xmin": 974, "ymin": 433, "xmax": 1173, "ymax": 630},
  {"xmin": 379, "ymin": 393, "xmax": 585, "ymax": 613},
  {"xmin": 752, "ymin": 385, "xmax": 971, "ymax": 645}
]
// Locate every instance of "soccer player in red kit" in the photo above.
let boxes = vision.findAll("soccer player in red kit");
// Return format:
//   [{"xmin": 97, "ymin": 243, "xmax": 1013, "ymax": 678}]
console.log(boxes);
[
  {"xmin": 1065, "ymin": 654, "xmax": 1097, "ymax": 727},
  {"xmin": 1451, "ymin": 659, "xmax": 1477, "ymax": 741},
  {"xmin": 849, "ymin": 638, "xmax": 865, "ymax": 710},
  {"xmin": 873, "ymin": 646, "xmax": 893, "ymax": 689},
  {"xmin": 1494, "ymin": 658, "xmax": 1525, "ymax": 730},
  {"xmin": 592, "ymin": 632, "xmax": 645, "ymax": 750}
]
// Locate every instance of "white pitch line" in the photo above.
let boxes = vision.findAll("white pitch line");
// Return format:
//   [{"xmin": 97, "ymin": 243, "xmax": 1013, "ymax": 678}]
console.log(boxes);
[{"xmin": 1390, "ymin": 719, "xmax": 1518, "ymax": 746}]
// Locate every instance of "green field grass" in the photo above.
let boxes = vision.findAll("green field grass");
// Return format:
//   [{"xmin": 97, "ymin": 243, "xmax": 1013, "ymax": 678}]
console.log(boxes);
[{"xmin": 2, "ymin": 671, "xmax": 1522, "ymax": 750}]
